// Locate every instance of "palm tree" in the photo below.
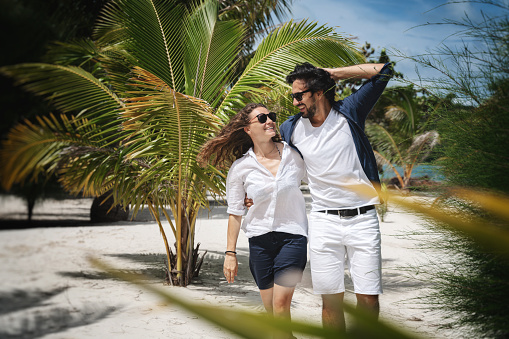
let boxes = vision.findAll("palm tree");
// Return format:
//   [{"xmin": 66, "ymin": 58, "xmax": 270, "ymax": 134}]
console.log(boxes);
[
  {"xmin": 0, "ymin": 0, "xmax": 363, "ymax": 286},
  {"xmin": 366, "ymin": 85, "xmax": 440, "ymax": 189}
]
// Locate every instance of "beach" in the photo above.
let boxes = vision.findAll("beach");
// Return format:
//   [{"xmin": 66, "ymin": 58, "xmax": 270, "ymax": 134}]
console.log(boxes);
[{"xmin": 0, "ymin": 195, "xmax": 453, "ymax": 338}]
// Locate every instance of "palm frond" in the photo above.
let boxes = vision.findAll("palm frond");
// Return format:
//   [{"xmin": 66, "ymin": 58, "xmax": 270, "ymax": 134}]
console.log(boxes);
[
  {"xmin": 217, "ymin": 19, "xmax": 364, "ymax": 118},
  {"xmin": 97, "ymin": 0, "xmax": 186, "ymax": 91},
  {"xmin": 0, "ymin": 113, "xmax": 115, "ymax": 191},
  {"xmin": 385, "ymin": 105, "xmax": 407, "ymax": 123},
  {"xmin": 43, "ymin": 39, "xmax": 101, "ymax": 70},
  {"xmin": 183, "ymin": 0, "xmax": 244, "ymax": 106},
  {"xmin": 93, "ymin": 0, "xmax": 130, "ymax": 44},
  {"xmin": 373, "ymin": 151, "xmax": 405, "ymax": 187},
  {"xmin": 115, "ymin": 67, "xmax": 223, "ymax": 207},
  {"xmin": 407, "ymin": 130, "xmax": 440, "ymax": 164},
  {"xmin": 218, "ymin": 0, "xmax": 294, "ymax": 33},
  {"xmin": 365, "ymin": 123, "xmax": 404, "ymax": 165},
  {"xmin": 383, "ymin": 86, "xmax": 421, "ymax": 137},
  {"xmin": 58, "ymin": 149, "xmax": 121, "ymax": 197},
  {"xmin": 0, "ymin": 63, "xmax": 124, "ymax": 127}
]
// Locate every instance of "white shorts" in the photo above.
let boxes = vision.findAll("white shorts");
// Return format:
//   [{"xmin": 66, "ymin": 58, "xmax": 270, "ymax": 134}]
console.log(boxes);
[{"xmin": 308, "ymin": 209, "xmax": 382, "ymax": 295}]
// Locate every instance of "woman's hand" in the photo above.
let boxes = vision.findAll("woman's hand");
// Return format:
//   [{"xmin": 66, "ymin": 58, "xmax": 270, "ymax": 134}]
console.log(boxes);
[
  {"xmin": 224, "ymin": 214, "xmax": 241, "ymax": 283},
  {"xmin": 224, "ymin": 253, "xmax": 238, "ymax": 283}
]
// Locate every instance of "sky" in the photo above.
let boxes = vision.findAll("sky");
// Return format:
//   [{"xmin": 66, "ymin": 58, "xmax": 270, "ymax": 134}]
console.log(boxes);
[{"xmin": 280, "ymin": 0, "xmax": 503, "ymax": 85}]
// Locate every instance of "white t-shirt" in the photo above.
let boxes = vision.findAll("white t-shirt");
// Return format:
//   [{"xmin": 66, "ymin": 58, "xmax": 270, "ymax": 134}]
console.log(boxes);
[
  {"xmin": 292, "ymin": 109, "xmax": 379, "ymax": 211},
  {"xmin": 226, "ymin": 142, "xmax": 308, "ymax": 238}
]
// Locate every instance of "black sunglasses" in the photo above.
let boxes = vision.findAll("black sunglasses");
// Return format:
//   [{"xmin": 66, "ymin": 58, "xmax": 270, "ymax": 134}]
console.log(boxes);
[
  {"xmin": 250, "ymin": 112, "xmax": 277, "ymax": 124},
  {"xmin": 290, "ymin": 89, "xmax": 312, "ymax": 101}
]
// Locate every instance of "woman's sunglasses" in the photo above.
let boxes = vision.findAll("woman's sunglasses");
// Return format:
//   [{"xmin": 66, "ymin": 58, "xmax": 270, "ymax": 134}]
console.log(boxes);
[
  {"xmin": 290, "ymin": 89, "xmax": 312, "ymax": 101},
  {"xmin": 250, "ymin": 112, "xmax": 277, "ymax": 124}
]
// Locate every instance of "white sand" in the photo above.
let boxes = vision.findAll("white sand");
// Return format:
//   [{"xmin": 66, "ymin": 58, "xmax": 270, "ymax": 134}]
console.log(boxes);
[{"xmin": 0, "ymin": 195, "xmax": 455, "ymax": 338}]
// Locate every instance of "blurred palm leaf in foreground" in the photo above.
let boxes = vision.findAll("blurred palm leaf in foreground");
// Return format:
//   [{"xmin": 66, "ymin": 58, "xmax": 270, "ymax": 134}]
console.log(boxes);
[
  {"xmin": 399, "ymin": 187, "xmax": 509, "ymax": 336},
  {"xmin": 90, "ymin": 257, "xmax": 420, "ymax": 339},
  {"xmin": 0, "ymin": 0, "xmax": 363, "ymax": 286},
  {"xmin": 392, "ymin": 188, "xmax": 509, "ymax": 258}
]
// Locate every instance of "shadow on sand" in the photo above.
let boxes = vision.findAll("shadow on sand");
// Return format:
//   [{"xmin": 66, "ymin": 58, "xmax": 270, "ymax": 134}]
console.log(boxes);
[
  {"xmin": 59, "ymin": 248, "xmax": 304, "ymax": 311},
  {"xmin": 0, "ymin": 287, "xmax": 116, "ymax": 339}
]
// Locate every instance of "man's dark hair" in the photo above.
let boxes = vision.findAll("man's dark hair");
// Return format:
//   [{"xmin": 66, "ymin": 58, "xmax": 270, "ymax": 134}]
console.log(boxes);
[{"xmin": 286, "ymin": 62, "xmax": 336, "ymax": 105}]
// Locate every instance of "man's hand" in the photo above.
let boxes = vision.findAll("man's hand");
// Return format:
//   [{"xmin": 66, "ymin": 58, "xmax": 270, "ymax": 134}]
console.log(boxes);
[
  {"xmin": 322, "ymin": 67, "xmax": 339, "ymax": 81},
  {"xmin": 244, "ymin": 193, "xmax": 253, "ymax": 208}
]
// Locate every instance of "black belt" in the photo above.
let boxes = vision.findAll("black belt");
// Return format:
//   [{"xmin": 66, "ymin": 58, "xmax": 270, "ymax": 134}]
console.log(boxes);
[{"xmin": 317, "ymin": 205, "xmax": 375, "ymax": 217}]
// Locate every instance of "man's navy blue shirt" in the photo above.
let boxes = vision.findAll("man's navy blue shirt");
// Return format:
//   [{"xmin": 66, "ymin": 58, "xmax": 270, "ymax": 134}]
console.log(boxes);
[{"xmin": 279, "ymin": 63, "xmax": 393, "ymax": 191}]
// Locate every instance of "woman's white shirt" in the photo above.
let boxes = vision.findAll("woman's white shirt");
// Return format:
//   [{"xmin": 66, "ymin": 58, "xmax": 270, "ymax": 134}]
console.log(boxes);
[{"xmin": 226, "ymin": 142, "xmax": 308, "ymax": 238}]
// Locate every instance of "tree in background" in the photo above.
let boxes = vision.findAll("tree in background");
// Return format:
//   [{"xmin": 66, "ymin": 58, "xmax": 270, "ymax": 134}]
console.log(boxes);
[
  {"xmin": 435, "ymin": 80, "xmax": 509, "ymax": 192},
  {"xmin": 0, "ymin": 0, "xmax": 363, "ymax": 286},
  {"xmin": 366, "ymin": 85, "xmax": 441, "ymax": 190},
  {"xmin": 0, "ymin": 0, "xmax": 294, "ymax": 222},
  {"xmin": 402, "ymin": 1, "xmax": 509, "ymax": 336}
]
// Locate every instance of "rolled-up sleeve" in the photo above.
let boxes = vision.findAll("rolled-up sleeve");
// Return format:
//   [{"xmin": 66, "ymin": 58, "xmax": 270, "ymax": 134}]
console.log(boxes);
[{"xmin": 226, "ymin": 163, "xmax": 246, "ymax": 216}]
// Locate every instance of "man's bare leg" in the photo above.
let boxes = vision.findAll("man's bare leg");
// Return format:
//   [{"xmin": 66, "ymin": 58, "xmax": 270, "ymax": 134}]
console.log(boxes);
[
  {"xmin": 322, "ymin": 293, "xmax": 345, "ymax": 332},
  {"xmin": 356, "ymin": 293, "xmax": 379, "ymax": 319}
]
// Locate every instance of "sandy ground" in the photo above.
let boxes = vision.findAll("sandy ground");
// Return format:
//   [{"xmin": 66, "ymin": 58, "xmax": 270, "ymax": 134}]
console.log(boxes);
[{"xmin": 0, "ymin": 194, "xmax": 457, "ymax": 338}]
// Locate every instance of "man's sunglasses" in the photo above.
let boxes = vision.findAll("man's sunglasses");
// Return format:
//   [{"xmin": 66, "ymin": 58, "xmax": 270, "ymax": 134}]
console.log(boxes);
[
  {"xmin": 250, "ymin": 112, "xmax": 277, "ymax": 124},
  {"xmin": 290, "ymin": 89, "xmax": 312, "ymax": 101}
]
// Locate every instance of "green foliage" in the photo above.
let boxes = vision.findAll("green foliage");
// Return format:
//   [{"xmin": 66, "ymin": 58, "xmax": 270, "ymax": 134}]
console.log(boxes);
[
  {"xmin": 407, "ymin": 192, "xmax": 509, "ymax": 337},
  {"xmin": 399, "ymin": 1, "xmax": 509, "ymax": 335},
  {"xmin": 435, "ymin": 79, "xmax": 509, "ymax": 192}
]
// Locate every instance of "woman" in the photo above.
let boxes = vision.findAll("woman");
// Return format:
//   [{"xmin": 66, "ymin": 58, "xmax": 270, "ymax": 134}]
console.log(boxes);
[{"xmin": 198, "ymin": 103, "xmax": 307, "ymax": 334}]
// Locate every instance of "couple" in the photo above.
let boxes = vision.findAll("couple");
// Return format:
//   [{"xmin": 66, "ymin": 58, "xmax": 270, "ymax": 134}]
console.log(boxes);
[{"xmin": 198, "ymin": 61, "xmax": 393, "ymax": 334}]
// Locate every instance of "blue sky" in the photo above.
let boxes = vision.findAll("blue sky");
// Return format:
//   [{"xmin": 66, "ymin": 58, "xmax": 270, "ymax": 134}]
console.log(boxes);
[{"xmin": 281, "ymin": 0, "xmax": 502, "ymax": 84}]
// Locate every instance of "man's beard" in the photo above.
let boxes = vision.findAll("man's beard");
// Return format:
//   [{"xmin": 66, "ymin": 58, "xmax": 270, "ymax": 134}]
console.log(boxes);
[{"xmin": 301, "ymin": 102, "xmax": 317, "ymax": 119}]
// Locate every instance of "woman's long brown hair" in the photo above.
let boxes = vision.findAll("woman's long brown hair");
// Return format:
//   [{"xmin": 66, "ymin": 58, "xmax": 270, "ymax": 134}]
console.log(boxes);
[{"xmin": 197, "ymin": 103, "xmax": 281, "ymax": 168}]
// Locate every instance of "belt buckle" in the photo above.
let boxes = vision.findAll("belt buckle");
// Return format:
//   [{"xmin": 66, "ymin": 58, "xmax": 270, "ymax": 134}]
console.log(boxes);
[{"xmin": 340, "ymin": 208, "xmax": 358, "ymax": 218}]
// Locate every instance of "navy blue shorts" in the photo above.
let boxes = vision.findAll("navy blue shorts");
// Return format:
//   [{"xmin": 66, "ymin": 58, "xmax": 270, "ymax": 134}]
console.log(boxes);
[{"xmin": 248, "ymin": 232, "xmax": 307, "ymax": 290}]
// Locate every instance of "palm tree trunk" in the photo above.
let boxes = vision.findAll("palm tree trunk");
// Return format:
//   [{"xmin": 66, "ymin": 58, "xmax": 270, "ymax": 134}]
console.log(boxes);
[
  {"xmin": 403, "ymin": 164, "xmax": 415, "ymax": 189},
  {"xmin": 148, "ymin": 202, "xmax": 174, "ymax": 286},
  {"xmin": 180, "ymin": 204, "xmax": 189, "ymax": 285}
]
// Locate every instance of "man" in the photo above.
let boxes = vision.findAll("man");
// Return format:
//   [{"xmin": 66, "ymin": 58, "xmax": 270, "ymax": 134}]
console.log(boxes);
[{"xmin": 279, "ymin": 62, "xmax": 393, "ymax": 331}]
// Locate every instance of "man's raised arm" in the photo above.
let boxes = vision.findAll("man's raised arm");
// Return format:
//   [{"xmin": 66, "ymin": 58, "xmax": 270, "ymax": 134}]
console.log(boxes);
[{"xmin": 322, "ymin": 63, "xmax": 386, "ymax": 81}]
